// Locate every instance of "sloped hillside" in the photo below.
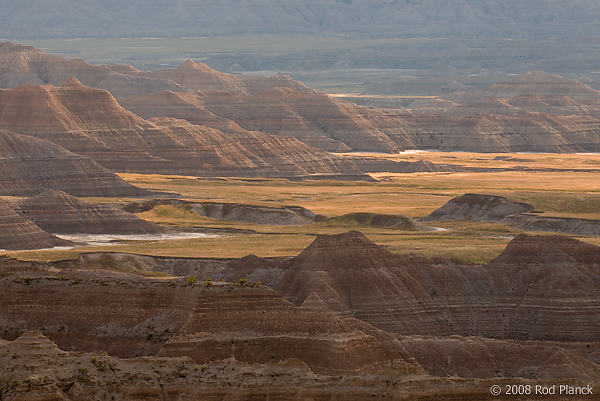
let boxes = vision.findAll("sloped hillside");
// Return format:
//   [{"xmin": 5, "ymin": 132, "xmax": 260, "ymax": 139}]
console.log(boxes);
[
  {"xmin": 0, "ymin": 80, "xmax": 362, "ymax": 178},
  {"xmin": 17, "ymin": 190, "xmax": 165, "ymax": 234},
  {"xmin": 0, "ymin": 130, "xmax": 148, "ymax": 197},
  {"xmin": 0, "ymin": 198, "xmax": 72, "ymax": 250}
]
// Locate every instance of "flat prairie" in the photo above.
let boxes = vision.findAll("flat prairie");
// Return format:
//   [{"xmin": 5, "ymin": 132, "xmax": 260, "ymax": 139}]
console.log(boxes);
[{"xmin": 6, "ymin": 152, "xmax": 600, "ymax": 263}]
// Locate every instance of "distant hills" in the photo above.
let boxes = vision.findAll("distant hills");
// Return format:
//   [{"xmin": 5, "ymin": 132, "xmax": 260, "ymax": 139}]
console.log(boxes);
[
  {"xmin": 1, "ymin": 0, "xmax": 599, "ymax": 39},
  {"xmin": 0, "ymin": 79, "xmax": 362, "ymax": 178},
  {"xmin": 2, "ymin": 41, "xmax": 600, "ymax": 193}
]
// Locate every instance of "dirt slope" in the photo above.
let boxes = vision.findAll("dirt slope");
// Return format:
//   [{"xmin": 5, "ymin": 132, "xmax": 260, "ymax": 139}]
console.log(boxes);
[
  {"xmin": 17, "ymin": 190, "xmax": 165, "ymax": 234},
  {"xmin": 0, "ymin": 130, "xmax": 148, "ymax": 197},
  {"xmin": 0, "ymin": 199, "xmax": 72, "ymax": 251},
  {"xmin": 0, "ymin": 81, "xmax": 362, "ymax": 178}
]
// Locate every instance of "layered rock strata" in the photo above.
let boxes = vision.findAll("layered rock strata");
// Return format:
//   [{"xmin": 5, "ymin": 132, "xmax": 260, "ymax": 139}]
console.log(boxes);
[
  {"xmin": 4, "ymin": 332, "xmax": 583, "ymax": 401},
  {"xmin": 120, "ymin": 86, "xmax": 415, "ymax": 153},
  {"xmin": 4, "ymin": 43, "xmax": 600, "ymax": 154},
  {"xmin": 0, "ymin": 271, "xmax": 419, "ymax": 376},
  {"xmin": 0, "ymin": 130, "xmax": 148, "ymax": 197},
  {"xmin": 0, "ymin": 80, "xmax": 362, "ymax": 178},
  {"xmin": 0, "ymin": 199, "xmax": 72, "ymax": 251},
  {"xmin": 16, "ymin": 190, "xmax": 165, "ymax": 234},
  {"xmin": 222, "ymin": 232, "xmax": 600, "ymax": 346}
]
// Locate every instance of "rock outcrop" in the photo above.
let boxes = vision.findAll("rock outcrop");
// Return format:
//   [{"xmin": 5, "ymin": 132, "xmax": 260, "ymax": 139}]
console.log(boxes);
[
  {"xmin": 0, "ymin": 199, "xmax": 72, "ymax": 251},
  {"xmin": 2, "ymin": 236, "xmax": 600, "ymax": 391},
  {"xmin": 424, "ymin": 193, "xmax": 600, "ymax": 237},
  {"xmin": 17, "ymin": 190, "xmax": 165, "ymax": 234},
  {"xmin": 157, "ymin": 286, "xmax": 419, "ymax": 375},
  {"xmin": 0, "ymin": 81, "xmax": 362, "ymax": 178},
  {"xmin": 222, "ymin": 232, "xmax": 600, "ymax": 346},
  {"xmin": 422, "ymin": 193, "xmax": 535, "ymax": 222},
  {"xmin": 401, "ymin": 335, "xmax": 600, "ymax": 380},
  {"xmin": 5, "ymin": 332, "xmax": 583, "ymax": 401},
  {"xmin": 0, "ymin": 42, "xmax": 183, "ymax": 98},
  {"xmin": 501, "ymin": 213, "xmax": 600, "ymax": 237},
  {"xmin": 119, "ymin": 87, "xmax": 414, "ymax": 153},
  {"xmin": 190, "ymin": 202, "xmax": 325, "ymax": 226},
  {"xmin": 0, "ymin": 130, "xmax": 148, "ymax": 197},
  {"xmin": 135, "ymin": 59, "xmax": 315, "ymax": 95},
  {"xmin": 3, "ymin": 43, "xmax": 600, "ymax": 154},
  {"xmin": 0, "ymin": 270, "xmax": 420, "ymax": 376},
  {"xmin": 476, "ymin": 71, "xmax": 600, "ymax": 100}
]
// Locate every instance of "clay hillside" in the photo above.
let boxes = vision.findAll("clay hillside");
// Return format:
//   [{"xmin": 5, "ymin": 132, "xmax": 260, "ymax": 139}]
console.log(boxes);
[
  {"xmin": 221, "ymin": 231, "xmax": 600, "ymax": 344},
  {"xmin": 422, "ymin": 193, "xmax": 535, "ymax": 222},
  {"xmin": 4, "ymin": 42, "xmax": 600, "ymax": 154},
  {"xmin": 0, "ymin": 198, "xmax": 72, "ymax": 251},
  {"xmin": 120, "ymin": 83, "xmax": 416, "ymax": 153},
  {"xmin": 1, "ymin": 232, "xmax": 599, "ymax": 399},
  {"xmin": 405, "ymin": 71, "xmax": 600, "ymax": 152},
  {"xmin": 0, "ymin": 42, "xmax": 182, "ymax": 98},
  {"xmin": 0, "ymin": 130, "xmax": 148, "ymax": 197},
  {"xmin": 0, "ymin": 79, "xmax": 363, "ymax": 178},
  {"xmin": 16, "ymin": 190, "xmax": 165, "ymax": 235}
]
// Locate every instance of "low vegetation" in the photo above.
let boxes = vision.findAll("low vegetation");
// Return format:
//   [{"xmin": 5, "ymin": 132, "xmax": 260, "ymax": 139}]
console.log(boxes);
[{"xmin": 4, "ymin": 152, "xmax": 600, "ymax": 264}]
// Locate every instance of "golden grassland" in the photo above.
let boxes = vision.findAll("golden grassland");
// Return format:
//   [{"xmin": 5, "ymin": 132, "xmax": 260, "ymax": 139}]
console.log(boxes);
[{"xmin": 5, "ymin": 152, "xmax": 600, "ymax": 264}]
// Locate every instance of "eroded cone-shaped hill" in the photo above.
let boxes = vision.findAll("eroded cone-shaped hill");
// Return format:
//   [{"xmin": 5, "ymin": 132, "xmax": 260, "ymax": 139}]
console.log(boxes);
[
  {"xmin": 422, "ymin": 193, "xmax": 535, "ymax": 222},
  {"xmin": 0, "ymin": 42, "xmax": 182, "ymax": 98},
  {"xmin": 490, "ymin": 233, "xmax": 600, "ymax": 266},
  {"xmin": 0, "ymin": 81, "xmax": 362, "ymax": 178},
  {"xmin": 275, "ymin": 231, "xmax": 466, "ymax": 332},
  {"xmin": 17, "ymin": 190, "xmax": 165, "ymax": 234},
  {"xmin": 0, "ymin": 130, "xmax": 148, "ymax": 197},
  {"xmin": 135, "ymin": 59, "xmax": 315, "ymax": 95},
  {"xmin": 226, "ymin": 231, "xmax": 600, "ymax": 345},
  {"xmin": 0, "ymin": 198, "xmax": 72, "ymax": 250},
  {"xmin": 481, "ymin": 71, "xmax": 600, "ymax": 100}
]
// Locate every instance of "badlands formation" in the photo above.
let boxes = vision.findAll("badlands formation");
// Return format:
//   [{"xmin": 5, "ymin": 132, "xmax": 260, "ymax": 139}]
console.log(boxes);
[
  {"xmin": 0, "ymin": 191, "xmax": 165, "ymax": 250},
  {"xmin": 2, "ymin": 43, "xmax": 600, "ymax": 156},
  {"xmin": 1, "ymin": 233, "xmax": 599, "ymax": 400},
  {"xmin": 425, "ymin": 194, "xmax": 600, "ymax": 237},
  {"xmin": 1, "ymin": 42, "xmax": 600, "ymax": 400},
  {"xmin": 0, "ymin": 130, "xmax": 147, "ymax": 197},
  {"xmin": 0, "ymin": 79, "xmax": 363, "ymax": 179}
]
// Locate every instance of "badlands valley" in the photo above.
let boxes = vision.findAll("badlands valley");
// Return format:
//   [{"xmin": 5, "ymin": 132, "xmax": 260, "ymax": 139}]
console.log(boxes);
[{"xmin": 0, "ymin": 42, "xmax": 600, "ymax": 400}]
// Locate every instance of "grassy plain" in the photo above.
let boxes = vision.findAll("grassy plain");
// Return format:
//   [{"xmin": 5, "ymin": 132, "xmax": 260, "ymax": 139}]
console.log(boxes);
[{"xmin": 6, "ymin": 152, "xmax": 600, "ymax": 264}]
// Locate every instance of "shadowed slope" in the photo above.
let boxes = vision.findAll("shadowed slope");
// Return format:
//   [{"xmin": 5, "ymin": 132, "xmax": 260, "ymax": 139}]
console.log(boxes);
[
  {"xmin": 225, "ymin": 232, "xmax": 600, "ymax": 344},
  {"xmin": 0, "ymin": 130, "xmax": 149, "ymax": 197},
  {"xmin": 0, "ymin": 81, "xmax": 362, "ymax": 178},
  {"xmin": 0, "ymin": 268, "xmax": 421, "ymax": 376},
  {"xmin": 0, "ymin": 199, "xmax": 72, "ymax": 250},
  {"xmin": 17, "ymin": 190, "xmax": 165, "ymax": 234}
]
